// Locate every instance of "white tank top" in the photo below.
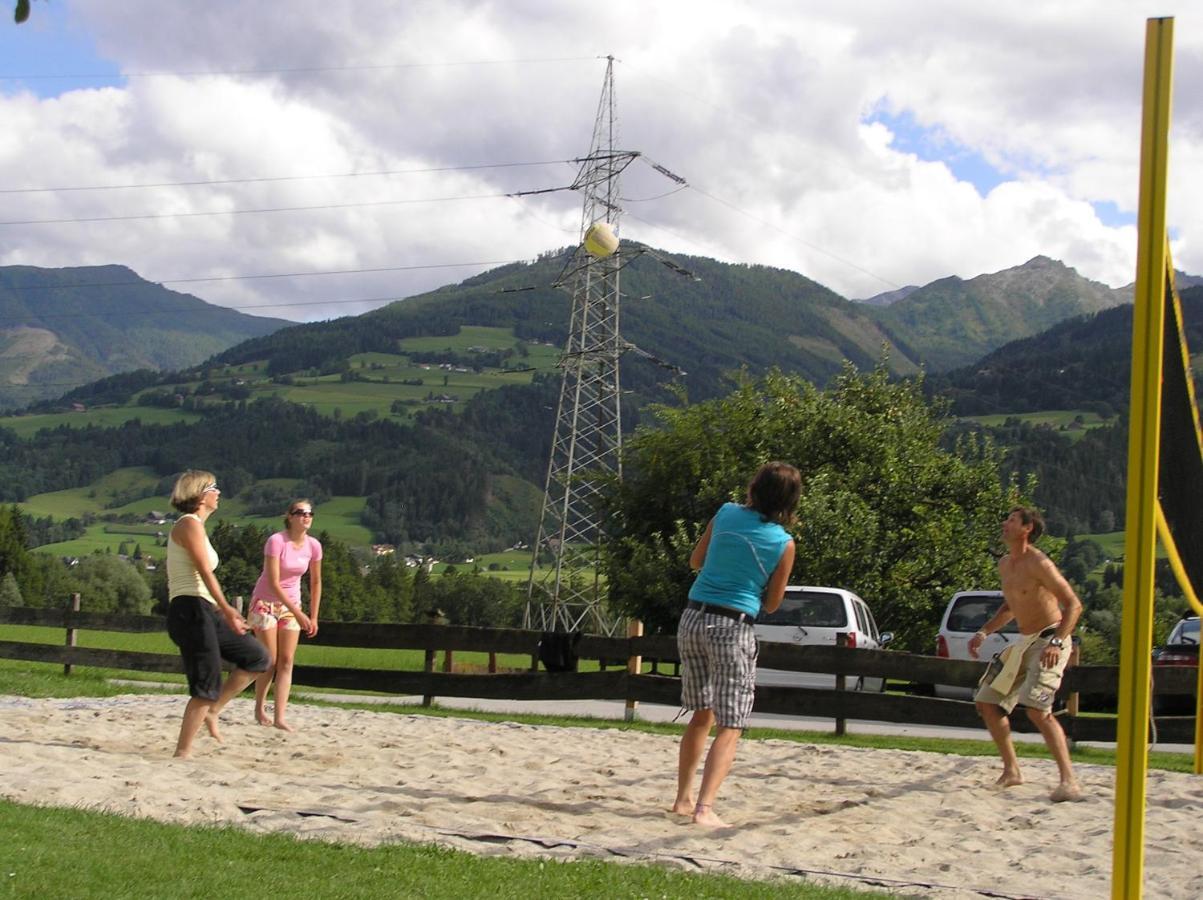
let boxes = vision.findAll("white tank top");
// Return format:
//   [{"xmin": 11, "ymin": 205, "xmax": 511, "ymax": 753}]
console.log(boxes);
[{"xmin": 167, "ymin": 513, "xmax": 220, "ymax": 605}]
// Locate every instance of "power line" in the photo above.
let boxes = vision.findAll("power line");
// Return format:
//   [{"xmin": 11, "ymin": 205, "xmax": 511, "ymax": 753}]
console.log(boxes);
[
  {"xmin": 0, "ymin": 259, "xmax": 530, "ymax": 292},
  {"xmin": 0, "ymin": 160, "xmax": 577, "ymax": 195},
  {"xmin": 686, "ymin": 181, "xmax": 903, "ymax": 291},
  {"xmin": 0, "ymin": 293, "xmax": 413, "ymax": 323},
  {"xmin": 0, "ymin": 55, "xmax": 603, "ymax": 81},
  {"xmin": 0, "ymin": 189, "xmax": 574, "ymax": 226}
]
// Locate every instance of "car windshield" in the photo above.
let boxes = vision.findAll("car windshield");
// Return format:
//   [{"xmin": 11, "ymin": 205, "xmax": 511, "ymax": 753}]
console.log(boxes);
[
  {"xmin": 758, "ymin": 591, "xmax": 848, "ymax": 627},
  {"xmin": 1172, "ymin": 618, "xmax": 1200, "ymax": 644},
  {"xmin": 947, "ymin": 595, "xmax": 1020, "ymax": 634}
]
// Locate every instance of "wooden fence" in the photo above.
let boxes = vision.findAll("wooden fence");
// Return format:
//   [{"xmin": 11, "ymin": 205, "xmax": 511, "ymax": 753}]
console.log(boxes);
[{"xmin": 0, "ymin": 603, "xmax": 1197, "ymax": 745}]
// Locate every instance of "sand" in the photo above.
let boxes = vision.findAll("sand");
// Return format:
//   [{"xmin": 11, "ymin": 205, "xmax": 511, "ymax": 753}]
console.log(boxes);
[{"xmin": 0, "ymin": 694, "xmax": 1200, "ymax": 899}]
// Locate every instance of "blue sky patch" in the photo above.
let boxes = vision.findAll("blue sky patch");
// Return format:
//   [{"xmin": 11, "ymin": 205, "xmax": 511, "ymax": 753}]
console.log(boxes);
[
  {"xmin": 0, "ymin": 4, "xmax": 123, "ymax": 98},
  {"xmin": 866, "ymin": 107, "xmax": 1007, "ymax": 197},
  {"xmin": 1090, "ymin": 200, "xmax": 1137, "ymax": 228}
]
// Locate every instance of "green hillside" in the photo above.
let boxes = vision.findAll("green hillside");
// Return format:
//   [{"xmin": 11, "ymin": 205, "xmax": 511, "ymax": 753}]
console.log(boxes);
[
  {"xmin": 213, "ymin": 247, "xmax": 922, "ymax": 407},
  {"xmin": 3, "ymin": 251, "xmax": 1189, "ymax": 557},
  {"xmin": 869, "ymin": 256, "xmax": 1128, "ymax": 371},
  {"xmin": 0, "ymin": 265, "xmax": 289, "ymax": 411}
]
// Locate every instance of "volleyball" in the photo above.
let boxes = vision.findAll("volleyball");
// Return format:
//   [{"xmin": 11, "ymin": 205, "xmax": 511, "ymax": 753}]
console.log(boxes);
[{"xmin": 583, "ymin": 221, "xmax": 619, "ymax": 258}]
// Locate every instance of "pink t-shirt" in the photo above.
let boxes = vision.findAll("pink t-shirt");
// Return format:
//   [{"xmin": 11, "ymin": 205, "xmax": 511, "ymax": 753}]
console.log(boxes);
[{"xmin": 252, "ymin": 532, "xmax": 323, "ymax": 604}]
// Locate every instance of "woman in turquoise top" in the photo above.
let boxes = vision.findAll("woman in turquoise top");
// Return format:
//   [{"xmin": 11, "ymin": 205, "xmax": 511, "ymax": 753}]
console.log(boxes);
[{"xmin": 671, "ymin": 461, "xmax": 800, "ymax": 827}]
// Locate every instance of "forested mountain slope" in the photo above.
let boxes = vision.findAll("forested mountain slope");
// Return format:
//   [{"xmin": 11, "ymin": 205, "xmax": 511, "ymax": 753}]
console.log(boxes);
[
  {"xmin": 0, "ymin": 265, "xmax": 288, "ymax": 410},
  {"xmin": 868, "ymin": 256, "xmax": 1129, "ymax": 371}
]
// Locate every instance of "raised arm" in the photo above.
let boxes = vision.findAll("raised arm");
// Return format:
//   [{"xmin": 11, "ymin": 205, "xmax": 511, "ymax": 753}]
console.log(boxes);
[
  {"xmin": 689, "ymin": 517, "xmax": 715, "ymax": 571},
  {"xmin": 759, "ymin": 540, "xmax": 796, "ymax": 615}
]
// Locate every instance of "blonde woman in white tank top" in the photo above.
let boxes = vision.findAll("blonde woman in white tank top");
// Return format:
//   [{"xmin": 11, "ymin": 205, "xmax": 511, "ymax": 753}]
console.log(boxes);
[{"xmin": 164, "ymin": 470, "xmax": 268, "ymax": 758}]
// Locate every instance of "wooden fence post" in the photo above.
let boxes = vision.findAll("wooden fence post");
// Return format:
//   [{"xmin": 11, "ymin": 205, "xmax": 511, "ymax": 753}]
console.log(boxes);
[
  {"xmin": 1065, "ymin": 642, "xmax": 1081, "ymax": 748},
  {"xmin": 422, "ymin": 608, "xmax": 445, "ymax": 707},
  {"xmin": 625, "ymin": 618, "xmax": 644, "ymax": 722},
  {"xmin": 834, "ymin": 632, "xmax": 848, "ymax": 736},
  {"xmin": 63, "ymin": 593, "xmax": 80, "ymax": 676}
]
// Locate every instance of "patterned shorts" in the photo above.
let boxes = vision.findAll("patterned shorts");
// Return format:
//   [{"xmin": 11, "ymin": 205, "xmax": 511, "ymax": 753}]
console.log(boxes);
[
  {"xmin": 248, "ymin": 597, "xmax": 301, "ymax": 632},
  {"xmin": 677, "ymin": 605, "xmax": 759, "ymax": 729},
  {"xmin": 974, "ymin": 637, "xmax": 1070, "ymax": 713}
]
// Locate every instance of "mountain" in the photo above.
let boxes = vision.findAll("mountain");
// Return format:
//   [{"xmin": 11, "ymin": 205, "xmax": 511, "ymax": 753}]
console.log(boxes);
[
  {"xmin": 867, "ymin": 256, "xmax": 1129, "ymax": 371},
  {"xmin": 1110, "ymin": 269, "xmax": 1203, "ymax": 303},
  {"xmin": 858, "ymin": 285, "xmax": 920, "ymax": 307},
  {"xmin": 0, "ymin": 265, "xmax": 290, "ymax": 411},
  {"xmin": 9, "ymin": 249, "xmax": 1195, "ymax": 552},
  {"xmin": 933, "ymin": 285, "xmax": 1203, "ymax": 418},
  {"xmin": 213, "ymin": 246, "xmax": 923, "ymax": 406}
]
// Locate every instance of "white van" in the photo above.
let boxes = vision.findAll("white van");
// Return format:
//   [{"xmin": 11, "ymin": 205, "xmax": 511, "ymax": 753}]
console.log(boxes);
[
  {"xmin": 755, "ymin": 586, "xmax": 892, "ymax": 691},
  {"xmin": 934, "ymin": 590, "xmax": 1016, "ymax": 698}
]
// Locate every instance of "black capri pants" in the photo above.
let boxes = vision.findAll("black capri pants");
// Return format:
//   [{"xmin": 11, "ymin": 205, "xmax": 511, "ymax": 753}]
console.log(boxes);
[{"xmin": 166, "ymin": 595, "xmax": 269, "ymax": 700}]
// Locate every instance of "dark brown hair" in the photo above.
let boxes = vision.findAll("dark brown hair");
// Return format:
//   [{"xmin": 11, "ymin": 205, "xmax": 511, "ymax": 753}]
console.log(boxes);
[
  {"xmin": 747, "ymin": 461, "xmax": 802, "ymax": 525},
  {"xmin": 1010, "ymin": 505, "xmax": 1045, "ymax": 542}
]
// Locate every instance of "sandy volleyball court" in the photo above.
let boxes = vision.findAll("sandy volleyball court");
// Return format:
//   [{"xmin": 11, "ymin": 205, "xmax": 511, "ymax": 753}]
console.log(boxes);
[{"xmin": 0, "ymin": 694, "xmax": 1200, "ymax": 899}]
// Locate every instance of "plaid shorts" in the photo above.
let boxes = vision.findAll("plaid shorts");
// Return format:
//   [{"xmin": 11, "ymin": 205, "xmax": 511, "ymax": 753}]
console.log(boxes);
[{"xmin": 677, "ymin": 605, "xmax": 759, "ymax": 729}]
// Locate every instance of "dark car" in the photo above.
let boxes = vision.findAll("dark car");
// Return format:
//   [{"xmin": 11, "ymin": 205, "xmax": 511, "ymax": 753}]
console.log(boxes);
[{"xmin": 1152, "ymin": 615, "xmax": 1199, "ymax": 715}]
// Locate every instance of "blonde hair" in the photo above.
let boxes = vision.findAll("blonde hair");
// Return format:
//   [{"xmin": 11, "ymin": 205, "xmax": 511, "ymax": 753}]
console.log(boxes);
[{"xmin": 170, "ymin": 470, "xmax": 216, "ymax": 514}]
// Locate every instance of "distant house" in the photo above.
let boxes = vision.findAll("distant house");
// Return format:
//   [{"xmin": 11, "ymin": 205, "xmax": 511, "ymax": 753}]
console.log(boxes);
[
  {"xmin": 146, "ymin": 511, "xmax": 170, "ymax": 524},
  {"xmin": 71, "ymin": 402, "xmax": 86, "ymax": 412},
  {"xmin": 371, "ymin": 544, "xmax": 396, "ymax": 556}
]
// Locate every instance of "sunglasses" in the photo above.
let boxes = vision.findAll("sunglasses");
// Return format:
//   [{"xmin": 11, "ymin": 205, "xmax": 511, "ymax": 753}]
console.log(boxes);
[
  {"xmin": 202, "ymin": 483, "xmax": 219, "ymax": 493},
  {"xmin": 289, "ymin": 509, "xmax": 314, "ymax": 517}
]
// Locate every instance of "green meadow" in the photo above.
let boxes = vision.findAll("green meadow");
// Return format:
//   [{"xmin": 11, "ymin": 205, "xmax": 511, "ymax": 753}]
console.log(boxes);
[
  {"xmin": 18, "ymin": 465, "xmax": 372, "ymax": 556},
  {"xmin": 0, "ymin": 406, "xmax": 201, "ymax": 439},
  {"xmin": 963, "ymin": 409, "xmax": 1111, "ymax": 441}
]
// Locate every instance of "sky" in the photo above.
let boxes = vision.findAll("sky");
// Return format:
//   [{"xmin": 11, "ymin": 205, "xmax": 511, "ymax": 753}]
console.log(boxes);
[{"xmin": 0, "ymin": 0, "xmax": 1200, "ymax": 322}]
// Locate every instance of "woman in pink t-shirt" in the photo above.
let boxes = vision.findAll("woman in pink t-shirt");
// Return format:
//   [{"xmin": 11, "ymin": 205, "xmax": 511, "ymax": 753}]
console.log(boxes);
[{"xmin": 247, "ymin": 498, "xmax": 323, "ymax": 731}]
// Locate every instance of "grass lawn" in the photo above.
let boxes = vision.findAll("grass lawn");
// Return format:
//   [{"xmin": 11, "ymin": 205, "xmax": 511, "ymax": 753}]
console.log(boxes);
[{"xmin": 0, "ymin": 800, "xmax": 881, "ymax": 900}]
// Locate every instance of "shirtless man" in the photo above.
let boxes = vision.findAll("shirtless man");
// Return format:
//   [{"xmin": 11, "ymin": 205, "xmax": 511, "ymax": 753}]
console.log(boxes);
[{"xmin": 969, "ymin": 506, "xmax": 1083, "ymax": 802}]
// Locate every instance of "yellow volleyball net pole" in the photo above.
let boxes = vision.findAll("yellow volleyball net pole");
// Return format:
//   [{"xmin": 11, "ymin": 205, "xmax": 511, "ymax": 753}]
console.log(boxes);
[{"xmin": 1112, "ymin": 17, "xmax": 1174, "ymax": 900}]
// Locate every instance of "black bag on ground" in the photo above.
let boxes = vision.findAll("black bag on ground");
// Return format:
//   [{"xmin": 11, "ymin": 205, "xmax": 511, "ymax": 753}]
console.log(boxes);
[{"xmin": 538, "ymin": 631, "xmax": 582, "ymax": 673}]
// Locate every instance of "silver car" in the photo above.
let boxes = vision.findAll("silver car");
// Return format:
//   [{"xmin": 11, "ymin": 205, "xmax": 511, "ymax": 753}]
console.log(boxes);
[{"xmin": 755, "ymin": 585, "xmax": 893, "ymax": 691}]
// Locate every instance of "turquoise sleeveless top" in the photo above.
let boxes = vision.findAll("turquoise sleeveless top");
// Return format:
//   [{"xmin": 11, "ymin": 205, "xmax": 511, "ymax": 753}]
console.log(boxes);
[{"xmin": 688, "ymin": 502, "xmax": 791, "ymax": 616}]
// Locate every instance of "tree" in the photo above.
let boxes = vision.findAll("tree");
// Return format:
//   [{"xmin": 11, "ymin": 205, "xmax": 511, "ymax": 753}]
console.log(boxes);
[
  {"xmin": 0, "ymin": 572, "xmax": 23, "ymax": 607},
  {"xmin": 603, "ymin": 366, "xmax": 1018, "ymax": 650},
  {"xmin": 70, "ymin": 555, "xmax": 153, "ymax": 615}
]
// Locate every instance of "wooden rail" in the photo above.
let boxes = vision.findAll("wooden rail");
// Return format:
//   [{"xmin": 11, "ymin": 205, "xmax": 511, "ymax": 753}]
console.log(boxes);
[{"xmin": 0, "ymin": 606, "xmax": 1197, "ymax": 744}]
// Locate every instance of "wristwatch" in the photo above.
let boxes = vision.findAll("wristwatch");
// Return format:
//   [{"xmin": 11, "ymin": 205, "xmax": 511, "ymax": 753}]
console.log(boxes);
[{"xmin": 1048, "ymin": 637, "xmax": 1064, "ymax": 648}]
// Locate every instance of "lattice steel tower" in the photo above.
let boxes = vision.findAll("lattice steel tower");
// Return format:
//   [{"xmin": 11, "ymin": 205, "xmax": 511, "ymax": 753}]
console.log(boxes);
[{"xmin": 525, "ymin": 57, "xmax": 639, "ymax": 636}]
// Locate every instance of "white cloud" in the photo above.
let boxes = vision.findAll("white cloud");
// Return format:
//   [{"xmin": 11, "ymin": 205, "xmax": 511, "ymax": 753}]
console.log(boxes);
[{"xmin": 0, "ymin": 0, "xmax": 1199, "ymax": 316}]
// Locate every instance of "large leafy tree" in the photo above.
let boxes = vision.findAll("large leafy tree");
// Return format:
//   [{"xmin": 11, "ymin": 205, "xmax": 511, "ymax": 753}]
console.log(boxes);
[{"xmin": 604, "ymin": 366, "xmax": 1019, "ymax": 650}]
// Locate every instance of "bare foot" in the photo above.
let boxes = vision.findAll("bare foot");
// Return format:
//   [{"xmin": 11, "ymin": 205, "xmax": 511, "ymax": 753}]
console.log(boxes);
[
  {"xmin": 991, "ymin": 771, "xmax": 1023, "ymax": 790},
  {"xmin": 204, "ymin": 714, "xmax": 224, "ymax": 743},
  {"xmin": 1050, "ymin": 781, "xmax": 1083, "ymax": 803},
  {"xmin": 670, "ymin": 798, "xmax": 695, "ymax": 816},
  {"xmin": 172, "ymin": 749, "xmax": 192, "ymax": 760},
  {"xmin": 273, "ymin": 720, "xmax": 295, "ymax": 733},
  {"xmin": 255, "ymin": 711, "xmax": 272, "ymax": 727},
  {"xmin": 692, "ymin": 804, "xmax": 729, "ymax": 827}
]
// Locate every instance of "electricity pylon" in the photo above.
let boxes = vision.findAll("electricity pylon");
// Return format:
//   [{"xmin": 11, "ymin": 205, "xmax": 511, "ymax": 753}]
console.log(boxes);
[{"xmin": 524, "ymin": 57, "xmax": 639, "ymax": 636}]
